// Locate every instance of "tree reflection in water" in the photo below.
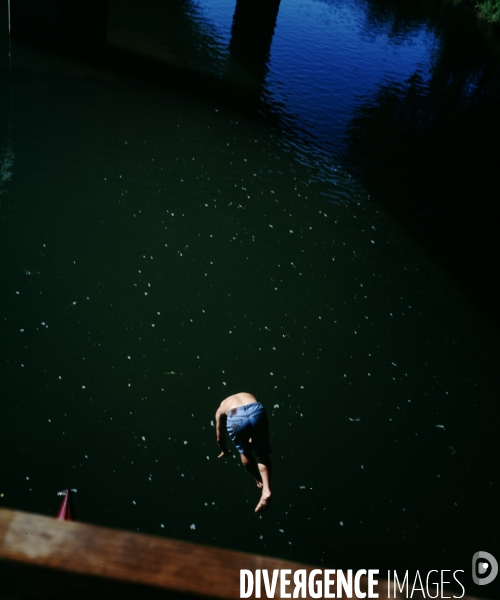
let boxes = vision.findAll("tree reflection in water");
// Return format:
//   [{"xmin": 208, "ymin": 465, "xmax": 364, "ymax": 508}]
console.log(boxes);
[{"xmin": 346, "ymin": 0, "xmax": 500, "ymax": 326}]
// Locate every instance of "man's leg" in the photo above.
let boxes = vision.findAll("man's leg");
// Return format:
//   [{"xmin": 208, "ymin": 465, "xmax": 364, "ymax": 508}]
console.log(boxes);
[
  {"xmin": 255, "ymin": 454, "xmax": 272, "ymax": 513},
  {"xmin": 239, "ymin": 452, "xmax": 263, "ymax": 488}
]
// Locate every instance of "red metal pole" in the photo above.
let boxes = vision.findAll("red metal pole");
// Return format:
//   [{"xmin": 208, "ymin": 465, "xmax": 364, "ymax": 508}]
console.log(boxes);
[{"xmin": 56, "ymin": 489, "xmax": 76, "ymax": 521}]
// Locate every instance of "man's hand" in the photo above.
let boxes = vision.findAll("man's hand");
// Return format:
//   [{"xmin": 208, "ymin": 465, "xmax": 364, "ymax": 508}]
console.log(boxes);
[{"xmin": 217, "ymin": 449, "xmax": 232, "ymax": 458}]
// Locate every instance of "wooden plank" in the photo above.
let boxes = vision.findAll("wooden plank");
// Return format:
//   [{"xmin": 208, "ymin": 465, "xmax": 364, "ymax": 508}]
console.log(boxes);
[{"xmin": 0, "ymin": 508, "xmax": 480, "ymax": 599}]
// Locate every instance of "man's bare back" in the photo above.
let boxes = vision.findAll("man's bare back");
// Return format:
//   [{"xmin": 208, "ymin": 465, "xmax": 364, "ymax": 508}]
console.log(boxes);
[{"xmin": 218, "ymin": 392, "xmax": 258, "ymax": 415}]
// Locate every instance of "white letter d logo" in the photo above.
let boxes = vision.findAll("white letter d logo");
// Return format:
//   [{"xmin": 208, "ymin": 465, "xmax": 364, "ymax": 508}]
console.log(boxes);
[{"xmin": 472, "ymin": 551, "xmax": 498, "ymax": 586}]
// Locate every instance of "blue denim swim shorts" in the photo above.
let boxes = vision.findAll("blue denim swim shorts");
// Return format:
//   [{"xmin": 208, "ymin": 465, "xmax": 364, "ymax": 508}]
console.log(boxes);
[{"xmin": 226, "ymin": 402, "xmax": 272, "ymax": 456}]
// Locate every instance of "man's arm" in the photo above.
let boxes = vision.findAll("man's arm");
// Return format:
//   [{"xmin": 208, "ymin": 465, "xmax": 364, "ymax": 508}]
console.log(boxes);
[{"xmin": 215, "ymin": 404, "xmax": 231, "ymax": 458}]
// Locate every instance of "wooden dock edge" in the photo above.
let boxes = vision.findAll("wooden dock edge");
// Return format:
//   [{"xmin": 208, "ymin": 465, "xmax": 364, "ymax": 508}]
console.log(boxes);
[{"xmin": 0, "ymin": 508, "xmax": 482, "ymax": 599}]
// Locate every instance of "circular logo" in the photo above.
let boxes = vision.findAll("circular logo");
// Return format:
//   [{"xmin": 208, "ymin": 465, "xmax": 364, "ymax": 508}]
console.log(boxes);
[{"xmin": 472, "ymin": 552, "xmax": 498, "ymax": 586}]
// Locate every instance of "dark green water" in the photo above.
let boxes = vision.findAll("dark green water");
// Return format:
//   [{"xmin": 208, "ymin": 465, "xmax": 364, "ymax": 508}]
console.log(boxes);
[{"xmin": 1, "ymin": 0, "xmax": 499, "ymax": 595}]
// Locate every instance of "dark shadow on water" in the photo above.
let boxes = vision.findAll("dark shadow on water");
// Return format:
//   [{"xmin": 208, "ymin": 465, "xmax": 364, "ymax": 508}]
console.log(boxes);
[
  {"xmin": 7, "ymin": 0, "xmax": 288, "ymax": 137},
  {"xmin": 226, "ymin": 0, "xmax": 280, "ymax": 85}
]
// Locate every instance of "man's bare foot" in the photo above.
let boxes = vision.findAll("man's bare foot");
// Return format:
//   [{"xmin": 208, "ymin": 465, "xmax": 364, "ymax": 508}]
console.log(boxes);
[{"xmin": 255, "ymin": 491, "xmax": 272, "ymax": 513}]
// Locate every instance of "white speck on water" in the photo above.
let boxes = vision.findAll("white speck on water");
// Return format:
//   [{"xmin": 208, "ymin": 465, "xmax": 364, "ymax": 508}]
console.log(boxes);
[
  {"xmin": 184, "ymin": 441, "xmax": 188, "ymax": 445},
  {"xmin": 206, "ymin": 456, "xmax": 209, "ymax": 460},
  {"xmin": 222, "ymin": 382, "xmax": 226, "ymax": 386},
  {"xmin": 20, "ymin": 329, "xmax": 24, "ymax": 332},
  {"xmin": 132, "ymin": 501, "xmax": 136, "ymax": 505},
  {"xmin": 190, "ymin": 524, "xmax": 196, "ymax": 530},
  {"xmin": 26, "ymin": 477, "xmax": 29, "ymax": 480},
  {"xmin": 85, "ymin": 455, "xmax": 88, "ymax": 459},
  {"xmin": 340, "ymin": 521, "xmax": 344, "ymax": 526},
  {"xmin": 279, "ymin": 529, "xmax": 284, "ymax": 533},
  {"xmin": 82, "ymin": 386, "xmax": 86, "ymax": 389},
  {"xmin": 299, "ymin": 486, "xmax": 305, "ymax": 489},
  {"xmin": 48, "ymin": 419, "xmax": 51, "ymax": 423},
  {"xmin": 274, "ymin": 404, "xmax": 279, "ymax": 408},
  {"xmin": 391, "ymin": 362, "xmax": 397, "ymax": 367},
  {"xmin": 142, "ymin": 436, "xmax": 146, "ymax": 441},
  {"xmin": 161, "ymin": 524, "xmax": 165, "ymax": 528},
  {"xmin": 127, "ymin": 356, "xmax": 131, "ymax": 360},
  {"xmin": 436, "ymin": 424, "xmax": 445, "ymax": 430}
]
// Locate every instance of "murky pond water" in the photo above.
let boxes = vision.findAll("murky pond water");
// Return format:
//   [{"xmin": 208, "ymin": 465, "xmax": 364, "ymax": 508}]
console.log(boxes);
[{"xmin": 1, "ymin": 0, "xmax": 499, "ymax": 592}]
